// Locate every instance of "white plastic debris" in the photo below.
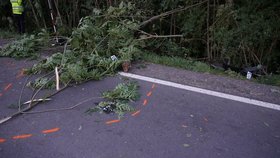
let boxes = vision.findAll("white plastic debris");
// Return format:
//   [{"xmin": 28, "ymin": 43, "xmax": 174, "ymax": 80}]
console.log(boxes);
[
  {"xmin": 110, "ymin": 55, "xmax": 118, "ymax": 61},
  {"xmin": 246, "ymin": 71, "xmax": 252, "ymax": 80}
]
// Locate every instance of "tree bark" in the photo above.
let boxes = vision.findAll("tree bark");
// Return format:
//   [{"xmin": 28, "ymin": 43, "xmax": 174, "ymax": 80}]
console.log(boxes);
[{"xmin": 206, "ymin": 0, "xmax": 211, "ymax": 60}]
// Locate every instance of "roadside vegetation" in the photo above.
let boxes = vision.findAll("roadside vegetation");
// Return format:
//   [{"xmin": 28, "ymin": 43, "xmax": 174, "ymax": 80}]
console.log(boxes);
[
  {"xmin": 0, "ymin": 0, "xmax": 279, "ymax": 86},
  {"xmin": 141, "ymin": 52, "xmax": 280, "ymax": 86},
  {"xmin": 0, "ymin": 0, "xmax": 279, "ymax": 124},
  {"xmin": 0, "ymin": 30, "xmax": 19, "ymax": 39}
]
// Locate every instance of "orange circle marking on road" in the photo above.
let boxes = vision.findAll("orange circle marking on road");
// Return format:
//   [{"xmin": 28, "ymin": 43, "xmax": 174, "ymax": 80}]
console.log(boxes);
[
  {"xmin": 143, "ymin": 99, "xmax": 148, "ymax": 106},
  {"xmin": 147, "ymin": 91, "xmax": 152, "ymax": 97},
  {"xmin": 42, "ymin": 128, "xmax": 60, "ymax": 134},
  {"xmin": 106, "ymin": 119, "xmax": 121, "ymax": 125},
  {"xmin": 131, "ymin": 110, "xmax": 141, "ymax": 117},
  {"xmin": 16, "ymin": 69, "xmax": 25, "ymax": 79},
  {"xmin": 4, "ymin": 83, "xmax": 12, "ymax": 91},
  {"xmin": 0, "ymin": 138, "xmax": 6, "ymax": 143},
  {"xmin": 12, "ymin": 134, "xmax": 32, "ymax": 139}
]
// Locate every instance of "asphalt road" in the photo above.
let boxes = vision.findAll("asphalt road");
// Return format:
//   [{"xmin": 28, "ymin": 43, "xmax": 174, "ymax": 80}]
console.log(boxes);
[{"xmin": 0, "ymin": 58, "xmax": 280, "ymax": 158}]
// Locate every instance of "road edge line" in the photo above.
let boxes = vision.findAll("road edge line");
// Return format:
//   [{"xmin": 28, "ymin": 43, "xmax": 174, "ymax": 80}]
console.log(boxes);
[{"xmin": 119, "ymin": 72, "xmax": 280, "ymax": 111}]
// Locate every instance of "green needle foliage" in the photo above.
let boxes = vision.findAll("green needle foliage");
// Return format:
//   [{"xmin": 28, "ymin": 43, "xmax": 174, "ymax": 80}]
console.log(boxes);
[
  {"xmin": 26, "ymin": 2, "xmax": 143, "ymax": 87},
  {"xmin": 0, "ymin": 30, "xmax": 49, "ymax": 59},
  {"xmin": 87, "ymin": 82, "xmax": 139, "ymax": 118},
  {"xmin": 26, "ymin": 77, "xmax": 56, "ymax": 89},
  {"xmin": 103, "ymin": 82, "xmax": 140, "ymax": 101}
]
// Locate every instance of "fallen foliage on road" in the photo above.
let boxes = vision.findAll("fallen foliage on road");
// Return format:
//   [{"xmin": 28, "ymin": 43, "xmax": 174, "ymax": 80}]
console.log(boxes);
[{"xmin": 86, "ymin": 82, "xmax": 140, "ymax": 118}]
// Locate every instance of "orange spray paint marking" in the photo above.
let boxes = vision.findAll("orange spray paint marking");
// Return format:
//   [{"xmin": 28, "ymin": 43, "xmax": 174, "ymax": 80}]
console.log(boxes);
[
  {"xmin": 6, "ymin": 61, "xmax": 15, "ymax": 67},
  {"xmin": 0, "ymin": 93, "xmax": 3, "ymax": 97},
  {"xmin": 0, "ymin": 138, "xmax": 6, "ymax": 143},
  {"xmin": 16, "ymin": 69, "xmax": 25, "ymax": 79},
  {"xmin": 147, "ymin": 91, "xmax": 152, "ymax": 97},
  {"xmin": 106, "ymin": 119, "xmax": 121, "ymax": 125},
  {"xmin": 12, "ymin": 134, "xmax": 32, "ymax": 139},
  {"xmin": 42, "ymin": 128, "xmax": 60, "ymax": 134},
  {"xmin": 143, "ymin": 99, "xmax": 148, "ymax": 106},
  {"xmin": 152, "ymin": 84, "xmax": 156, "ymax": 89},
  {"xmin": 131, "ymin": 110, "xmax": 141, "ymax": 117},
  {"xmin": 4, "ymin": 83, "xmax": 12, "ymax": 91},
  {"xmin": 203, "ymin": 117, "xmax": 208, "ymax": 122}
]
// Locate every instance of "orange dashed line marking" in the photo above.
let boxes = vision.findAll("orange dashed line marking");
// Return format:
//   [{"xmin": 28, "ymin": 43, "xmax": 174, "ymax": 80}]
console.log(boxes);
[
  {"xmin": 16, "ymin": 69, "xmax": 25, "ymax": 79},
  {"xmin": 106, "ymin": 119, "xmax": 121, "ymax": 125},
  {"xmin": 143, "ymin": 99, "xmax": 148, "ymax": 106},
  {"xmin": 131, "ymin": 110, "xmax": 141, "ymax": 116},
  {"xmin": 0, "ymin": 138, "xmax": 6, "ymax": 143},
  {"xmin": 4, "ymin": 83, "xmax": 12, "ymax": 91},
  {"xmin": 12, "ymin": 134, "xmax": 32, "ymax": 139},
  {"xmin": 42, "ymin": 128, "xmax": 60, "ymax": 134},
  {"xmin": 105, "ymin": 83, "xmax": 156, "ymax": 125},
  {"xmin": 147, "ymin": 91, "xmax": 152, "ymax": 97}
]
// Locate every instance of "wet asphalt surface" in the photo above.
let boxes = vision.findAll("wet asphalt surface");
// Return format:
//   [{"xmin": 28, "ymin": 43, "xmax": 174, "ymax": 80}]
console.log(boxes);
[{"xmin": 0, "ymin": 57, "xmax": 280, "ymax": 158}]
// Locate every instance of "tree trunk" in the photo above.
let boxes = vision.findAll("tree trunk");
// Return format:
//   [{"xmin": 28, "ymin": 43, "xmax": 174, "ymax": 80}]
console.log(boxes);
[
  {"xmin": 206, "ymin": 0, "xmax": 211, "ymax": 60},
  {"xmin": 27, "ymin": 0, "xmax": 40, "ymax": 28}
]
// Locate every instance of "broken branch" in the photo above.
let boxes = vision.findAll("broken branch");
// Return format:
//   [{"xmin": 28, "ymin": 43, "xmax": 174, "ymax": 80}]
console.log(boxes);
[{"xmin": 139, "ymin": 1, "xmax": 207, "ymax": 27}]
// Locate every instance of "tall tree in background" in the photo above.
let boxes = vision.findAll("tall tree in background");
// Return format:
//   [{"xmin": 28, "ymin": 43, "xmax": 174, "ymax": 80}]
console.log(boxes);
[{"xmin": 0, "ymin": 0, "xmax": 279, "ymax": 73}]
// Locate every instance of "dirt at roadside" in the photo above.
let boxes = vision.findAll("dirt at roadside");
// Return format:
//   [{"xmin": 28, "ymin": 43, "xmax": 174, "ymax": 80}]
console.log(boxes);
[{"xmin": 129, "ymin": 61, "xmax": 280, "ymax": 104}]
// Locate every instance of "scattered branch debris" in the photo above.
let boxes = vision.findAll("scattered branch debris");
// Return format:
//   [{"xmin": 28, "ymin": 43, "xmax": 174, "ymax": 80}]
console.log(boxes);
[
  {"xmin": 86, "ymin": 82, "xmax": 140, "ymax": 118},
  {"xmin": 23, "ymin": 98, "xmax": 52, "ymax": 105},
  {"xmin": 103, "ymin": 82, "xmax": 140, "ymax": 101},
  {"xmin": 0, "ymin": 30, "xmax": 49, "ymax": 59}
]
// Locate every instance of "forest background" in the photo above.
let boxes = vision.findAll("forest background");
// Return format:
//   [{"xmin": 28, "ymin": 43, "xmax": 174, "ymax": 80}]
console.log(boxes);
[{"xmin": 0, "ymin": 0, "xmax": 279, "ymax": 79}]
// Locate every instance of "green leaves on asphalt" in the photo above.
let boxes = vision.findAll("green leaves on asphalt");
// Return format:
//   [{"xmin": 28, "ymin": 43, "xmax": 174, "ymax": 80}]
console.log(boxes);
[
  {"xmin": 86, "ymin": 82, "xmax": 140, "ymax": 118},
  {"xmin": 0, "ymin": 30, "xmax": 49, "ymax": 59}
]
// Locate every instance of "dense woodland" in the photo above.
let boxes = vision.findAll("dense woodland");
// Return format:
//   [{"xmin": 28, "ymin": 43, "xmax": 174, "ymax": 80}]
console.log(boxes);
[{"xmin": 0, "ymin": 0, "xmax": 280, "ymax": 74}]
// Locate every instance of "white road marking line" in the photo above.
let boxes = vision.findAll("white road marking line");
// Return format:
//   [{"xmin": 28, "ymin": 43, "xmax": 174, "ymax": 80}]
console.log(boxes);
[{"xmin": 119, "ymin": 72, "xmax": 280, "ymax": 111}]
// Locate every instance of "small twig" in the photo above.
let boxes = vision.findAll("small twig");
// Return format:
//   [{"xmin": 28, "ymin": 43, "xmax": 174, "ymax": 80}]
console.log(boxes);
[
  {"xmin": 28, "ymin": 75, "xmax": 55, "ymax": 108},
  {"xmin": 23, "ymin": 98, "xmax": 51, "ymax": 105},
  {"xmin": 140, "ymin": 1, "xmax": 207, "ymax": 27},
  {"xmin": 18, "ymin": 70, "xmax": 54, "ymax": 112},
  {"xmin": 0, "ymin": 83, "xmax": 70, "ymax": 125},
  {"xmin": 118, "ymin": 21, "xmax": 183, "ymax": 40},
  {"xmin": 91, "ymin": 34, "xmax": 109, "ymax": 54},
  {"xmin": 18, "ymin": 75, "xmax": 32, "ymax": 112},
  {"xmin": 55, "ymin": 67, "xmax": 60, "ymax": 90},
  {"xmin": 21, "ymin": 96, "xmax": 101, "ymax": 114},
  {"xmin": 138, "ymin": 34, "xmax": 183, "ymax": 40}
]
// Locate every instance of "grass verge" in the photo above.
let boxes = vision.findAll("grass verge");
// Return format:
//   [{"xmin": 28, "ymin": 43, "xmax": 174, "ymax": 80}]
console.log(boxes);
[
  {"xmin": 256, "ymin": 75, "xmax": 280, "ymax": 87},
  {"xmin": 141, "ymin": 52, "xmax": 280, "ymax": 87},
  {"xmin": 141, "ymin": 52, "xmax": 211, "ymax": 73}
]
